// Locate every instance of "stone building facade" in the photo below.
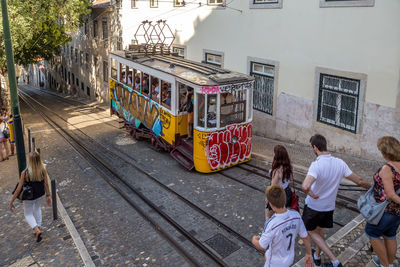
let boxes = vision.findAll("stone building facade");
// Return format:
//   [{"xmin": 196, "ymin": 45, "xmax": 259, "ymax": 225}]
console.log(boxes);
[{"xmin": 48, "ymin": 0, "xmax": 400, "ymax": 159}]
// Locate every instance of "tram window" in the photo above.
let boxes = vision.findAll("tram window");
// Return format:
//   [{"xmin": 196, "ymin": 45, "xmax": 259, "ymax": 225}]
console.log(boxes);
[
  {"xmin": 178, "ymin": 82, "xmax": 187, "ymax": 112},
  {"xmin": 150, "ymin": 76, "xmax": 160, "ymax": 102},
  {"xmin": 197, "ymin": 93, "xmax": 205, "ymax": 128},
  {"xmin": 161, "ymin": 81, "xmax": 172, "ymax": 109},
  {"xmin": 220, "ymin": 90, "xmax": 246, "ymax": 127},
  {"xmin": 207, "ymin": 94, "xmax": 217, "ymax": 128},
  {"xmin": 127, "ymin": 67, "xmax": 133, "ymax": 87},
  {"xmin": 111, "ymin": 58, "xmax": 117, "ymax": 79},
  {"xmin": 134, "ymin": 69, "xmax": 141, "ymax": 92},
  {"xmin": 142, "ymin": 73, "xmax": 150, "ymax": 95},
  {"xmin": 120, "ymin": 63, "xmax": 127, "ymax": 84}
]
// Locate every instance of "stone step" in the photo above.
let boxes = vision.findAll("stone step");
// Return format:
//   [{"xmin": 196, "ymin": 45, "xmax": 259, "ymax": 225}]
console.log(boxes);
[
  {"xmin": 293, "ymin": 214, "xmax": 365, "ymax": 267},
  {"xmin": 294, "ymin": 214, "xmax": 400, "ymax": 267}
]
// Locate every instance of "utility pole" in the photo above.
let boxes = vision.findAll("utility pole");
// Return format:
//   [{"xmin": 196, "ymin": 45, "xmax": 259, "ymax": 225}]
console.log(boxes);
[{"xmin": 1, "ymin": 0, "xmax": 26, "ymax": 175}]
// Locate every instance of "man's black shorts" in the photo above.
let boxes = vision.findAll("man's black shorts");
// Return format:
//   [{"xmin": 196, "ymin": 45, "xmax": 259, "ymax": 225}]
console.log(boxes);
[{"xmin": 302, "ymin": 205, "xmax": 334, "ymax": 231}]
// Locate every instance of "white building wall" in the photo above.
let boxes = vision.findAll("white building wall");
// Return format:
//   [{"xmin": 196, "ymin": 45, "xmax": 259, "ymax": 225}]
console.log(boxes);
[{"xmin": 117, "ymin": 0, "xmax": 400, "ymax": 159}]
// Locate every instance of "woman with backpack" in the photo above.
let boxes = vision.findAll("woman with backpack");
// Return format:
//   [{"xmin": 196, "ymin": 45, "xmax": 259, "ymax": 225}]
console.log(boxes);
[
  {"xmin": 9, "ymin": 151, "xmax": 52, "ymax": 242},
  {"xmin": 0, "ymin": 118, "xmax": 10, "ymax": 161}
]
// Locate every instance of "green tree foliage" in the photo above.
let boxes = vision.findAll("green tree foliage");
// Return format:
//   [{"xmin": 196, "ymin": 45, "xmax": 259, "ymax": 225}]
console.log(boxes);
[{"xmin": 0, "ymin": 0, "xmax": 91, "ymax": 73}]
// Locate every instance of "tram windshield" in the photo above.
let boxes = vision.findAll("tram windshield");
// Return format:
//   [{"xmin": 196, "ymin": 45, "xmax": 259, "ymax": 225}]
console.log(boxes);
[
  {"xmin": 195, "ymin": 88, "xmax": 248, "ymax": 129},
  {"xmin": 220, "ymin": 90, "xmax": 246, "ymax": 127}
]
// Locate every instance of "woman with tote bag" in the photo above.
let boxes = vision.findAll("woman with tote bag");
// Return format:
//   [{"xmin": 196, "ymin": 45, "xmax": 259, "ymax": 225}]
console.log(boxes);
[{"xmin": 9, "ymin": 151, "xmax": 51, "ymax": 242}]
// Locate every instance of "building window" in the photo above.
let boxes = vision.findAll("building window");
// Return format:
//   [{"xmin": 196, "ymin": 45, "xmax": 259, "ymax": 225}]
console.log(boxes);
[
  {"xmin": 87, "ymin": 86, "xmax": 90, "ymax": 96},
  {"xmin": 102, "ymin": 18, "xmax": 108, "ymax": 41},
  {"xmin": 75, "ymin": 49, "xmax": 78, "ymax": 63},
  {"xmin": 93, "ymin": 20, "xmax": 98, "ymax": 38},
  {"xmin": 250, "ymin": 62, "xmax": 275, "ymax": 115},
  {"xmin": 174, "ymin": 0, "xmax": 185, "ymax": 7},
  {"xmin": 172, "ymin": 46, "xmax": 185, "ymax": 58},
  {"xmin": 81, "ymin": 82, "xmax": 84, "ymax": 91},
  {"xmin": 320, "ymin": 0, "xmax": 374, "ymax": 7},
  {"xmin": 317, "ymin": 74, "xmax": 360, "ymax": 133},
  {"xmin": 131, "ymin": 0, "xmax": 136, "ymax": 8},
  {"xmin": 207, "ymin": 0, "xmax": 224, "ymax": 5},
  {"xmin": 70, "ymin": 46, "xmax": 73, "ymax": 60},
  {"xmin": 84, "ymin": 20, "xmax": 88, "ymax": 35},
  {"xmin": 103, "ymin": 61, "xmax": 108, "ymax": 82},
  {"xmin": 80, "ymin": 51, "xmax": 83, "ymax": 66},
  {"xmin": 94, "ymin": 56, "xmax": 99, "ymax": 76},
  {"xmin": 150, "ymin": 0, "xmax": 158, "ymax": 7},
  {"xmin": 85, "ymin": 53, "xmax": 89, "ymax": 69},
  {"xmin": 205, "ymin": 53, "xmax": 222, "ymax": 67},
  {"xmin": 76, "ymin": 78, "xmax": 79, "ymax": 86},
  {"xmin": 250, "ymin": 0, "xmax": 283, "ymax": 9}
]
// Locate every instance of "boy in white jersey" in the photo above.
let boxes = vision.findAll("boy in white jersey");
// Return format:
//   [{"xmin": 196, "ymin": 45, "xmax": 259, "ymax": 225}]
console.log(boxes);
[{"xmin": 252, "ymin": 185, "xmax": 314, "ymax": 267}]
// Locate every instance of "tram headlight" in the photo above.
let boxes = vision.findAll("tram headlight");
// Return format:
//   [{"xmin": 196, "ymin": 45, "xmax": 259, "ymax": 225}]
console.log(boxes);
[{"xmin": 230, "ymin": 136, "xmax": 238, "ymax": 144}]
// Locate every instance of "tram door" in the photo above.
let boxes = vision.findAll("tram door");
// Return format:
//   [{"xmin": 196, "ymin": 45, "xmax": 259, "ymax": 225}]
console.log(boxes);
[{"xmin": 176, "ymin": 81, "xmax": 192, "ymax": 138}]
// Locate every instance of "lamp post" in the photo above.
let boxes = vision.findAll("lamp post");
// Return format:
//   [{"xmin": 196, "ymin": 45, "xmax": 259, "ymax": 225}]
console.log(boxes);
[{"xmin": 1, "ymin": 0, "xmax": 26, "ymax": 175}]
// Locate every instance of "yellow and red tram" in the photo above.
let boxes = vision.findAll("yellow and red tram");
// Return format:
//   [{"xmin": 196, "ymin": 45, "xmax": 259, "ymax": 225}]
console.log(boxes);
[{"xmin": 109, "ymin": 51, "xmax": 254, "ymax": 173}]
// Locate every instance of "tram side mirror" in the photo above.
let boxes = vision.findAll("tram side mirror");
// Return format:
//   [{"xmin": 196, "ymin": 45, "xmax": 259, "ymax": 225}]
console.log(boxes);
[{"xmin": 230, "ymin": 136, "xmax": 238, "ymax": 144}]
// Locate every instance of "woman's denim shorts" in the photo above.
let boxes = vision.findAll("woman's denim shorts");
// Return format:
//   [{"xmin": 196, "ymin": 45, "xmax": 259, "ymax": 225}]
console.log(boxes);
[{"xmin": 365, "ymin": 212, "xmax": 400, "ymax": 240}]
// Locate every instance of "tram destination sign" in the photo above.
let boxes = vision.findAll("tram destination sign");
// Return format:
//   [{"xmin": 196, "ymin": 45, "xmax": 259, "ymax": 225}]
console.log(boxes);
[{"xmin": 201, "ymin": 81, "xmax": 254, "ymax": 94}]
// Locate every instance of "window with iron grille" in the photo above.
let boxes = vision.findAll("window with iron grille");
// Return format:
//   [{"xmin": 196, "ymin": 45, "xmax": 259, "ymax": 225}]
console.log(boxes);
[
  {"xmin": 250, "ymin": 62, "xmax": 274, "ymax": 115},
  {"xmin": 174, "ymin": 0, "xmax": 185, "ymax": 7},
  {"xmin": 208, "ymin": 0, "xmax": 224, "ymax": 5},
  {"xmin": 317, "ymin": 74, "xmax": 359, "ymax": 133},
  {"xmin": 205, "ymin": 53, "xmax": 222, "ymax": 66},
  {"xmin": 150, "ymin": 0, "xmax": 158, "ymax": 7}
]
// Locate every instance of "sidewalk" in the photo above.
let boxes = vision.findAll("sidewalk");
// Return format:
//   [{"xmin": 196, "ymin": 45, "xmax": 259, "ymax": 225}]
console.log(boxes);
[
  {"xmin": 252, "ymin": 134, "xmax": 384, "ymax": 183},
  {"xmin": 0, "ymin": 156, "xmax": 84, "ymax": 267}
]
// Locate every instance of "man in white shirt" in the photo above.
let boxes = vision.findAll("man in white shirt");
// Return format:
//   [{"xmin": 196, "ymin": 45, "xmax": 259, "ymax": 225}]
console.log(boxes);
[
  {"xmin": 252, "ymin": 185, "xmax": 314, "ymax": 267},
  {"xmin": 302, "ymin": 134, "xmax": 371, "ymax": 267}
]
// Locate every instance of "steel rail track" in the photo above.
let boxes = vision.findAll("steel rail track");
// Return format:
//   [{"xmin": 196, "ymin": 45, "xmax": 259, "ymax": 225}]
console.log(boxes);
[
  {"xmin": 21, "ymin": 89, "xmax": 264, "ymax": 255},
  {"xmin": 20, "ymin": 91, "xmax": 229, "ymax": 267}
]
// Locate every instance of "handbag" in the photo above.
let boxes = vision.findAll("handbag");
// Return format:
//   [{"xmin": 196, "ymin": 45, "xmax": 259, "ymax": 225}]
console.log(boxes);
[
  {"xmin": 357, "ymin": 186, "xmax": 400, "ymax": 225},
  {"xmin": 2, "ymin": 125, "xmax": 9, "ymax": 139},
  {"xmin": 289, "ymin": 177, "xmax": 300, "ymax": 212},
  {"xmin": 12, "ymin": 170, "xmax": 34, "ymax": 201}
]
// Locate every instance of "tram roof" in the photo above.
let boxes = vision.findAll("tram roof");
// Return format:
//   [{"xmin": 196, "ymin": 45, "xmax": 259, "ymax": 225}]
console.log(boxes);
[{"xmin": 110, "ymin": 51, "xmax": 254, "ymax": 87}]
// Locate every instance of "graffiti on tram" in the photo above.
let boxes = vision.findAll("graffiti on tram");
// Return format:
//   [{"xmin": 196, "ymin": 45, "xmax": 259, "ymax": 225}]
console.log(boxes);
[
  {"xmin": 111, "ymin": 82, "xmax": 164, "ymax": 136},
  {"xmin": 206, "ymin": 124, "xmax": 252, "ymax": 170}
]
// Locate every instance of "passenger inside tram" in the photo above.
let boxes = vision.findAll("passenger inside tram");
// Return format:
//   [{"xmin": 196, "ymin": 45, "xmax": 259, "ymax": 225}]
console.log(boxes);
[
  {"xmin": 151, "ymin": 78, "xmax": 160, "ymax": 101},
  {"xmin": 127, "ymin": 71, "xmax": 133, "ymax": 86},
  {"xmin": 134, "ymin": 77, "xmax": 141, "ymax": 91},
  {"xmin": 178, "ymin": 83, "xmax": 188, "ymax": 112},
  {"xmin": 142, "ymin": 74, "xmax": 149, "ymax": 94}
]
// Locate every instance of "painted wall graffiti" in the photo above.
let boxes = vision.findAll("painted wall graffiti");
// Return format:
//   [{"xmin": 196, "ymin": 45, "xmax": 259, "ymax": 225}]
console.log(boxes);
[
  {"xmin": 206, "ymin": 124, "xmax": 252, "ymax": 170},
  {"xmin": 111, "ymin": 83, "xmax": 164, "ymax": 136},
  {"xmin": 200, "ymin": 81, "xmax": 254, "ymax": 95},
  {"xmin": 201, "ymin": 86, "xmax": 220, "ymax": 94}
]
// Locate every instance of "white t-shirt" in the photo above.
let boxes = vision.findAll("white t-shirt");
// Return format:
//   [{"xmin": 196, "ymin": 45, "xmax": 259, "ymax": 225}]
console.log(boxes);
[
  {"xmin": 305, "ymin": 154, "xmax": 352, "ymax": 212},
  {"xmin": 259, "ymin": 210, "xmax": 308, "ymax": 267}
]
